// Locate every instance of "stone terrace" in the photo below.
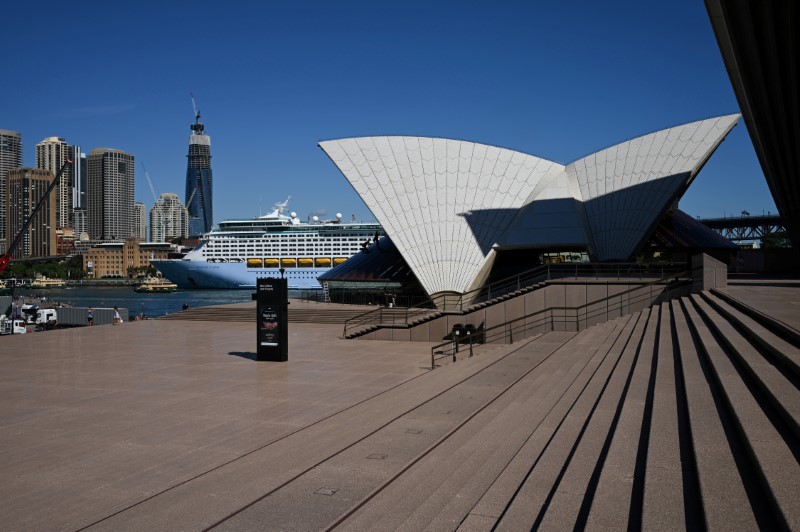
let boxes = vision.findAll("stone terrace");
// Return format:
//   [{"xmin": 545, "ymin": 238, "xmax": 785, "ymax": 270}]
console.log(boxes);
[{"xmin": 0, "ymin": 282, "xmax": 797, "ymax": 530}]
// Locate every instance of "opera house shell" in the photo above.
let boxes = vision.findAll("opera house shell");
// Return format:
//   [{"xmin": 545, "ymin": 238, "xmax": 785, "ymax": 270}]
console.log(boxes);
[{"xmin": 319, "ymin": 114, "xmax": 740, "ymax": 300}]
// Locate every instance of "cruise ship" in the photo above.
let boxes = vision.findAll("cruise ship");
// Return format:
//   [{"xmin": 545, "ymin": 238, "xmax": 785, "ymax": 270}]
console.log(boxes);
[{"xmin": 150, "ymin": 198, "xmax": 383, "ymax": 289}]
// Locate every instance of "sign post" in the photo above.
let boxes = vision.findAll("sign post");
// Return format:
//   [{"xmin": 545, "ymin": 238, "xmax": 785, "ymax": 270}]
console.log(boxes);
[{"xmin": 256, "ymin": 277, "xmax": 288, "ymax": 361}]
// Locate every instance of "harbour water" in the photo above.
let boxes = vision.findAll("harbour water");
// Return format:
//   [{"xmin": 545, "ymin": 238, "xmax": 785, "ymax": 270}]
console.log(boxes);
[{"xmin": 13, "ymin": 286, "xmax": 258, "ymax": 318}]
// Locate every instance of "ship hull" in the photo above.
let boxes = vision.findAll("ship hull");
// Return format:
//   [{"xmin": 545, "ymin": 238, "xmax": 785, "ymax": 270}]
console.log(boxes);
[{"xmin": 150, "ymin": 260, "xmax": 327, "ymax": 289}]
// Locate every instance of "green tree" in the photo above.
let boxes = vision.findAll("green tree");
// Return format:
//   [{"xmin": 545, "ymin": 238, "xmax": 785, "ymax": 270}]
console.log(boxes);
[{"xmin": 761, "ymin": 230, "xmax": 792, "ymax": 249}]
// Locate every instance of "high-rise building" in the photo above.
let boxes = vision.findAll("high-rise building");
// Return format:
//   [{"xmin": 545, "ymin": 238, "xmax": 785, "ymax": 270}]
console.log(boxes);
[
  {"xmin": 5, "ymin": 168, "xmax": 56, "ymax": 259},
  {"xmin": 185, "ymin": 107, "xmax": 212, "ymax": 236},
  {"xmin": 149, "ymin": 193, "xmax": 189, "ymax": 242},
  {"xmin": 35, "ymin": 137, "xmax": 74, "ymax": 229},
  {"xmin": 134, "ymin": 202, "xmax": 147, "ymax": 240},
  {"xmin": 87, "ymin": 148, "xmax": 134, "ymax": 241},
  {"xmin": 72, "ymin": 148, "xmax": 87, "ymax": 210},
  {"xmin": 0, "ymin": 129, "xmax": 23, "ymax": 253},
  {"xmin": 73, "ymin": 209, "xmax": 87, "ymax": 237},
  {"xmin": 72, "ymin": 148, "xmax": 88, "ymax": 237}
]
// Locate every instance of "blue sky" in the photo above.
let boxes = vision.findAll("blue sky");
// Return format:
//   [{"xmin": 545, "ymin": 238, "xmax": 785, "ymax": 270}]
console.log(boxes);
[{"xmin": 3, "ymin": 0, "xmax": 777, "ymax": 224}]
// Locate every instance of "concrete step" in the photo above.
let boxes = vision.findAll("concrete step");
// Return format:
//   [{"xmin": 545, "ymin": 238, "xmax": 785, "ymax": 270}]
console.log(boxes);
[
  {"xmin": 216, "ymin": 334, "xmax": 569, "ymax": 531},
  {"xmin": 454, "ymin": 320, "xmax": 632, "ymax": 530},
  {"xmin": 701, "ymin": 291, "xmax": 800, "ymax": 379},
  {"xmin": 536, "ymin": 312, "xmax": 647, "ymax": 530},
  {"xmin": 690, "ymin": 294, "xmax": 800, "ymax": 442},
  {"xmin": 672, "ymin": 298, "xmax": 759, "ymax": 529},
  {"xmin": 494, "ymin": 316, "xmax": 637, "ymax": 530},
  {"xmin": 683, "ymin": 296, "xmax": 800, "ymax": 530},
  {"xmin": 712, "ymin": 288, "xmax": 800, "ymax": 347},
  {"xmin": 585, "ymin": 306, "xmax": 658, "ymax": 529},
  {"xmin": 162, "ymin": 304, "xmax": 375, "ymax": 325},
  {"xmin": 642, "ymin": 302, "xmax": 693, "ymax": 530},
  {"xmin": 336, "ymin": 333, "xmax": 591, "ymax": 530}
]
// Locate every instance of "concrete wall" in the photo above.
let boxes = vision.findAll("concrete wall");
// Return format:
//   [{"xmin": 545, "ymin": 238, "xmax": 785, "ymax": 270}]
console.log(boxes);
[
  {"xmin": 692, "ymin": 253, "xmax": 728, "ymax": 291},
  {"xmin": 54, "ymin": 307, "xmax": 129, "ymax": 326}
]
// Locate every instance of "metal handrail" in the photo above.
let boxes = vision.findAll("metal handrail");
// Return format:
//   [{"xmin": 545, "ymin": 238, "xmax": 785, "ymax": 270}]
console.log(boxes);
[
  {"xmin": 343, "ymin": 307, "xmax": 384, "ymax": 337},
  {"xmin": 431, "ymin": 269, "xmax": 691, "ymax": 369},
  {"xmin": 342, "ymin": 306, "xmax": 437, "ymax": 337},
  {"xmin": 428, "ymin": 261, "xmax": 688, "ymax": 311},
  {"xmin": 344, "ymin": 261, "xmax": 689, "ymax": 338}
]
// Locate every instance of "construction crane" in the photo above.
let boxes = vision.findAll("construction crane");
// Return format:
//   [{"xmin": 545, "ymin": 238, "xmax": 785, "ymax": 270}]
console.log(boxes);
[
  {"xmin": 190, "ymin": 92, "xmax": 203, "ymax": 134},
  {"xmin": 0, "ymin": 158, "xmax": 73, "ymax": 275},
  {"xmin": 141, "ymin": 162, "xmax": 158, "ymax": 204},
  {"xmin": 141, "ymin": 162, "xmax": 168, "ymax": 242},
  {"xmin": 185, "ymin": 186, "xmax": 197, "ymax": 211},
  {"xmin": 191, "ymin": 92, "xmax": 200, "ymax": 122}
]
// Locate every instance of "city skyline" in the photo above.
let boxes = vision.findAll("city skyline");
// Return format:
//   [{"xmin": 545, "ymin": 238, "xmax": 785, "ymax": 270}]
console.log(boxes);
[{"xmin": 2, "ymin": 1, "xmax": 778, "ymax": 226}]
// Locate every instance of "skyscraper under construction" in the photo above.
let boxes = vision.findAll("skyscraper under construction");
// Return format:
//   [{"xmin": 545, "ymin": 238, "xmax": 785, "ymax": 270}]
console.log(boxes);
[{"xmin": 185, "ymin": 96, "xmax": 212, "ymax": 236}]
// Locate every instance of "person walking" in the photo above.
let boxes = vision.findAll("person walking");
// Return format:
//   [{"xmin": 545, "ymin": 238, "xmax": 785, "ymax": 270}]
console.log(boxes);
[
  {"xmin": 113, "ymin": 306, "xmax": 121, "ymax": 325},
  {"xmin": 87, "ymin": 307, "xmax": 94, "ymax": 326}
]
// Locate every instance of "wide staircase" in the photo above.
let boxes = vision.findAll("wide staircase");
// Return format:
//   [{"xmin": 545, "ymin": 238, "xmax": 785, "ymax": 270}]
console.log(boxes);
[
  {"xmin": 159, "ymin": 300, "xmax": 375, "ymax": 324},
  {"xmin": 343, "ymin": 262, "xmax": 689, "ymax": 339},
  {"xmin": 322, "ymin": 290, "xmax": 799, "ymax": 529}
]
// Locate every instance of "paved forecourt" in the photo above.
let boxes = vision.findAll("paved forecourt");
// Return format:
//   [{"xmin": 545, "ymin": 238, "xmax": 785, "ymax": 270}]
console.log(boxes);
[
  {"xmin": 0, "ymin": 318, "xmax": 440, "ymax": 530},
  {"xmin": 1, "ymin": 312, "xmax": 541, "ymax": 530}
]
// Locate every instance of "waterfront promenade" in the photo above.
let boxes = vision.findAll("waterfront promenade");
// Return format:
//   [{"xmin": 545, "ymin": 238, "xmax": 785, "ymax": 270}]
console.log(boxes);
[{"xmin": 1, "ymin": 282, "xmax": 798, "ymax": 530}]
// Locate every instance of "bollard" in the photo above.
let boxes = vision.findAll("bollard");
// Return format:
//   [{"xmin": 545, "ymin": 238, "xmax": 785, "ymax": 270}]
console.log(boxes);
[{"xmin": 468, "ymin": 331, "xmax": 473, "ymax": 357}]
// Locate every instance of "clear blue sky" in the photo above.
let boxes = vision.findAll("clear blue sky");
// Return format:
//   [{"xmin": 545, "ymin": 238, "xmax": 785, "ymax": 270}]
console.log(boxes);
[{"xmin": 2, "ymin": 0, "xmax": 777, "ymax": 224}]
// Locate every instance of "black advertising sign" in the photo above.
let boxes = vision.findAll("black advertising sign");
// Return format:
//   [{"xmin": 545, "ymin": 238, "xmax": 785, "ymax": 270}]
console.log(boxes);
[
  {"xmin": 256, "ymin": 277, "xmax": 288, "ymax": 361},
  {"xmin": 259, "ymin": 305, "xmax": 280, "ymax": 346}
]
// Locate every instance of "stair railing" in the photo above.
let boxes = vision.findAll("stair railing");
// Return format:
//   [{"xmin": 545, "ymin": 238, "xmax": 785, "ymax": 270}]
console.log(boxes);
[
  {"xmin": 428, "ymin": 262, "xmax": 687, "ymax": 311},
  {"xmin": 346, "ymin": 262, "xmax": 688, "ymax": 339},
  {"xmin": 431, "ymin": 268, "xmax": 691, "ymax": 369}
]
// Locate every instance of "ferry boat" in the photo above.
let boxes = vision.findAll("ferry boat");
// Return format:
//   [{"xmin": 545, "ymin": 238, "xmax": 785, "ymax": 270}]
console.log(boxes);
[
  {"xmin": 150, "ymin": 198, "xmax": 383, "ymax": 290},
  {"xmin": 30, "ymin": 275, "xmax": 66, "ymax": 289},
  {"xmin": 134, "ymin": 277, "xmax": 178, "ymax": 293}
]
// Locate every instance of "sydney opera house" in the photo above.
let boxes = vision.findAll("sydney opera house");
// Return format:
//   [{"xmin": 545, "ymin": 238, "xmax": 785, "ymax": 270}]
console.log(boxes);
[{"xmin": 319, "ymin": 114, "xmax": 740, "ymax": 305}]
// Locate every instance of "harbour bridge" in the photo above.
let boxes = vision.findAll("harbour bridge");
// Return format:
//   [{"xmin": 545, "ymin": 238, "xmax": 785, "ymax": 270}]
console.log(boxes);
[{"xmin": 698, "ymin": 213, "xmax": 785, "ymax": 243}]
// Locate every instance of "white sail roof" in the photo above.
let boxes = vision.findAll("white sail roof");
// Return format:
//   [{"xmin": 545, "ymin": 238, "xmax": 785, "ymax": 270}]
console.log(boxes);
[
  {"xmin": 320, "ymin": 137, "xmax": 561, "ymax": 295},
  {"xmin": 320, "ymin": 114, "xmax": 739, "ymax": 297}
]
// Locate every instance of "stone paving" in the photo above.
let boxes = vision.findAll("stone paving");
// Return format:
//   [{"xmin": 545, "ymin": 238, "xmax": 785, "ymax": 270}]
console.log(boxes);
[
  {"xmin": 724, "ymin": 278, "xmax": 800, "ymax": 331},
  {"xmin": 0, "ymin": 319, "xmax": 440, "ymax": 530},
  {"xmin": 0, "ymin": 282, "xmax": 798, "ymax": 530}
]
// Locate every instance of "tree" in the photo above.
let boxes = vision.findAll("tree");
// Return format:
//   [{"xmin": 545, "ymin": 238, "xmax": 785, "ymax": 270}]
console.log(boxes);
[{"xmin": 761, "ymin": 230, "xmax": 792, "ymax": 249}]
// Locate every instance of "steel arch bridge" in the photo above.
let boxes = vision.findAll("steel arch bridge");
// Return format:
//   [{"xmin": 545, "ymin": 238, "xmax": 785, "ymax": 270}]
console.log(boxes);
[{"xmin": 699, "ymin": 214, "xmax": 785, "ymax": 243}]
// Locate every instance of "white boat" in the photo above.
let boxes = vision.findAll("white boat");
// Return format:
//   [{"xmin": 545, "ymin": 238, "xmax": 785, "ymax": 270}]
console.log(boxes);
[
  {"xmin": 150, "ymin": 198, "xmax": 383, "ymax": 289},
  {"xmin": 134, "ymin": 277, "xmax": 178, "ymax": 293},
  {"xmin": 30, "ymin": 275, "xmax": 66, "ymax": 289}
]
